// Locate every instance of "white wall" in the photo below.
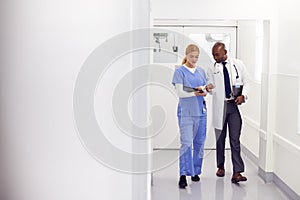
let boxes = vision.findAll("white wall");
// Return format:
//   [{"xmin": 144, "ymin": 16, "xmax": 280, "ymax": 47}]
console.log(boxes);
[
  {"xmin": 272, "ymin": 0, "xmax": 300, "ymax": 194},
  {"xmin": 151, "ymin": 0, "xmax": 273, "ymax": 20},
  {"xmin": 237, "ymin": 20, "xmax": 261, "ymax": 158},
  {"xmin": 0, "ymin": 0, "xmax": 149, "ymax": 200},
  {"xmin": 151, "ymin": 0, "xmax": 300, "ymax": 197}
]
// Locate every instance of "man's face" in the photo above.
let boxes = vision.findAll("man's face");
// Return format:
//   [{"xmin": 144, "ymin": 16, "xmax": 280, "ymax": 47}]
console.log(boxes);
[{"xmin": 212, "ymin": 47, "xmax": 226, "ymax": 63}]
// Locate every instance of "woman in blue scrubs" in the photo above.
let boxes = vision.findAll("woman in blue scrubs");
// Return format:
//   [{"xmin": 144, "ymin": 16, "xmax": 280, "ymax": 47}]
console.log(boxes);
[{"xmin": 172, "ymin": 44, "xmax": 213, "ymax": 189}]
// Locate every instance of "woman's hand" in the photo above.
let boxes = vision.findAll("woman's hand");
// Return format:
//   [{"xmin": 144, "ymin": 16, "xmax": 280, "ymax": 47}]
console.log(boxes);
[
  {"xmin": 196, "ymin": 84, "xmax": 214, "ymax": 93},
  {"xmin": 194, "ymin": 90, "xmax": 207, "ymax": 96},
  {"xmin": 196, "ymin": 86, "xmax": 204, "ymax": 91}
]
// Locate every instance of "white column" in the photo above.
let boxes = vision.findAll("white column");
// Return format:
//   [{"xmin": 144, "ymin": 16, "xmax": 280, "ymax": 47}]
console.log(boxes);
[
  {"xmin": 259, "ymin": 20, "xmax": 275, "ymax": 181},
  {"xmin": 0, "ymin": 1, "xmax": 137, "ymax": 199},
  {"xmin": 130, "ymin": 1, "xmax": 151, "ymax": 200}
]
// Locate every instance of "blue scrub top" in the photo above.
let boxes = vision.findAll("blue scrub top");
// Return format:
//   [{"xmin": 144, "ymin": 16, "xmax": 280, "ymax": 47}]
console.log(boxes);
[{"xmin": 172, "ymin": 66, "xmax": 207, "ymax": 117}]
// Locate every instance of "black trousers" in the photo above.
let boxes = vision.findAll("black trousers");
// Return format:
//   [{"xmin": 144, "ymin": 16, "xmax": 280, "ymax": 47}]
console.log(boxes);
[{"xmin": 215, "ymin": 101, "xmax": 245, "ymax": 173}]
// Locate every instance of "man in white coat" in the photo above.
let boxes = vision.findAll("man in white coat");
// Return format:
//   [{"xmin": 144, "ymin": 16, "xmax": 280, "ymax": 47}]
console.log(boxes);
[{"xmin": 206, "ymin": 42, "xmax": 251, "ymax": 183}]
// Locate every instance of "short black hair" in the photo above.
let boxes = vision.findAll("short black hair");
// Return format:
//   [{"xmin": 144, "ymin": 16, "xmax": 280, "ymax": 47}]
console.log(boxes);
[{"xmin": 213, "ymin": 42, "xmax": 226, "ymax": 50}]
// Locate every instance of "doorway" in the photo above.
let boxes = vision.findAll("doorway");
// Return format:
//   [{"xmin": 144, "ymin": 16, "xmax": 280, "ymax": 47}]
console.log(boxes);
[{"xmin": 150, "ymin": 21, "xmax": 237, "ymax": 150}]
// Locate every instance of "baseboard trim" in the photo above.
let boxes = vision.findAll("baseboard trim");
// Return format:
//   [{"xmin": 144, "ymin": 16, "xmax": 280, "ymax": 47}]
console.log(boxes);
[
  {"xmin": 258, "ymin": 167, "xmax": 273, "ymax": 183},
  {"xmin": 258, "ymin": 167, "xmax": 300, "ymax": 200},
  {"xmin": 242, "ymin": 145, "xmax": 300, "ymax": 200},
  {"xmin": 241, "ymin": 144, "xmax": 259, "ymax": 165}
]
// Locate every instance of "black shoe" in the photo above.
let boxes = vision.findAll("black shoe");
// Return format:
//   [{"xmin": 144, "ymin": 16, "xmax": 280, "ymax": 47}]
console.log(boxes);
[
  {"xmin": 216, "ymin": 168, "xmax": 225, "ymax": 177},
  {"xmin": 191, "ymin": 175, "xmax": 200, "ymax": 182},
  {"xmin": 178, "ymin": 175, "xmax": 187, "ymax": 189},
  {"xmin": 231, "ymin": 173, "xmax": 247, "ymax": 183}
]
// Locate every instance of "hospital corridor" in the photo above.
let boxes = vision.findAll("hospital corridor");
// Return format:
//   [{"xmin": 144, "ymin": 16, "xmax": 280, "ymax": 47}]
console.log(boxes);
[
  {"xmin": 1, "ymin": 0, "xmax": 300, "ymax": 200},
  {"xmin": 151, "ymin": 150, "xmax": 290, "ymax": 200}
]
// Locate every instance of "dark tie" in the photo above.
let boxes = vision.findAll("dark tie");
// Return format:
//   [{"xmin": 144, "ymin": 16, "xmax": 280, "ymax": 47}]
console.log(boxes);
[{"xmin": 222, "ymin": 62, "xmax": 231, "ymax": 98}]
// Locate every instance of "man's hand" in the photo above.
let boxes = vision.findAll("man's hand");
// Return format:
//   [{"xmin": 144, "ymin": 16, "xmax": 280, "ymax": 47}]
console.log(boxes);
[
  {"xmin": 205, "ymin": 83, "xmax": 214, "ymax": 92},
  {"xmin": 235, "ymin": 95, "xmax": 245, "ymax": 105}
]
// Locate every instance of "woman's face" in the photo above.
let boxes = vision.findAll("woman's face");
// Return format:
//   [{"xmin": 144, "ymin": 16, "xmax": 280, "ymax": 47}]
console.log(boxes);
[{"xmin": 186, "ymin": 51, "xmax": 199, "ymax": 67}]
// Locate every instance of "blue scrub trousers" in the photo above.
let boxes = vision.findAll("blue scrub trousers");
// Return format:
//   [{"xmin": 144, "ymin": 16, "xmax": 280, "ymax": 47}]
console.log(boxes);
[{"xmin": 178, "ymin": 115, "xmax": 207, "ymax": 176}]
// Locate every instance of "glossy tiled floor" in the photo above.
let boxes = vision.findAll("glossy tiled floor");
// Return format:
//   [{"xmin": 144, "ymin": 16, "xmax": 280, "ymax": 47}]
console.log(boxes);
[{"xmin": 151, "ymin": 150, "xmax": 291, "ymax": 200}]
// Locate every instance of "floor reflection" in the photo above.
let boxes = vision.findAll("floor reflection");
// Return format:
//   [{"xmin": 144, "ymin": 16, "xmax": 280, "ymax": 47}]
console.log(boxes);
[{"xmin": 151, "ymin": 150, "xmax": 290, "ymax": 200}]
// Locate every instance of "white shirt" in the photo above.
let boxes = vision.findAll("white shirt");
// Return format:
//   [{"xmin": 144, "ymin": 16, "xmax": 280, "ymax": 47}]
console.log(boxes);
[{"xmin": 183, "ymin": 64, "xmax": 196, "ymax": 73}]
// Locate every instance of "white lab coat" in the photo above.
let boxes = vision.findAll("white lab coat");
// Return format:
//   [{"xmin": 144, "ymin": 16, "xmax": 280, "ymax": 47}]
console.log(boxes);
[{"xmin": 207, "ymin": 57, "xmax": 251, "ymax": 130}]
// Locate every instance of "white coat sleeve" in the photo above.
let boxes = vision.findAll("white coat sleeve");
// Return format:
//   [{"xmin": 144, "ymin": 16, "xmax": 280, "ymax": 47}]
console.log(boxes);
[
  {"xmin": 205, "ymin": 66, "xmax": 215, "ymax": 95},
  {"xmin": 237, "ymin": 59, "xmax": 251, "ymax": 100}
]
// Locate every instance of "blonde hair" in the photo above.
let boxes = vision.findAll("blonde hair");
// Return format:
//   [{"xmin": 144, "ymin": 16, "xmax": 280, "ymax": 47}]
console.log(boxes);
[{"xmin": 182, "ymin": 44, "xmax": 200, "ymax": 65}]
